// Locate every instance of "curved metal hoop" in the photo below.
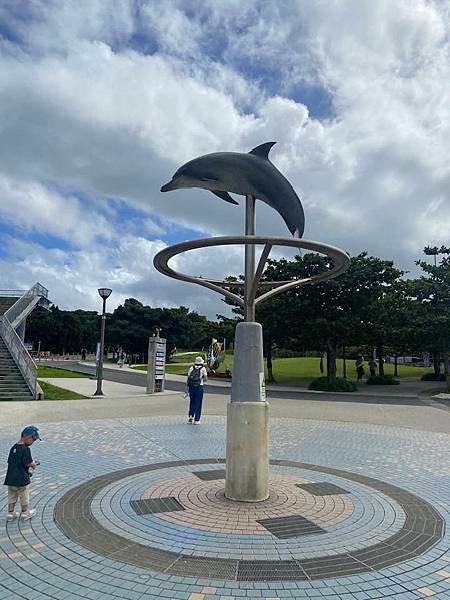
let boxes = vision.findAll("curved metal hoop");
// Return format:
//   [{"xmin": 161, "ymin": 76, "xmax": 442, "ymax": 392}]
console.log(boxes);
[{"xmin": 154, "ymin": 236, "xmax": 350, "ymax": 309}]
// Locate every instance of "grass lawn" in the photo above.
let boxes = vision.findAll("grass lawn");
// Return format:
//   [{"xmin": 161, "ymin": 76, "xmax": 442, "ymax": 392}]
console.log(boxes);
[
  {"xmin": 37, "ymin": 366, "xmax": 88, "ymax": 378},
  {"xmin": 166, "ymin": 364, "xmax": 195, "ymax": 375},
  {"xmin": 131, "ymin": 364, "xmax": 189, "ymax": 375},
  {"xmin": 133, "ymin": 356, "xmax": 433, "ymax": 385},
  {"xmin": 266, "ymin": 357, "xmax": 433, "ymax": 385},
  {"xmin": 39, "ymin": 381, "xmax": 89, "ymax": 400},
  {"xmin": 171, "ymin": 351, "xmax": 200, "ymax": 363}
]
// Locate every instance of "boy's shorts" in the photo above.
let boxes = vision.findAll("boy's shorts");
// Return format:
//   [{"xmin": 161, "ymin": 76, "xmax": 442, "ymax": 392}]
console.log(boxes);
[{"xmin": 7, "ymin": 485, "xmax": 30, "ymax": 507}]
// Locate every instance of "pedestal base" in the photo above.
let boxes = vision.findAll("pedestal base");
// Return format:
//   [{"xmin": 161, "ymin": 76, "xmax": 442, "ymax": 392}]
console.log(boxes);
[{"xmin": 225, "ymin": 401, "xmax": 269, "ymax": 502}]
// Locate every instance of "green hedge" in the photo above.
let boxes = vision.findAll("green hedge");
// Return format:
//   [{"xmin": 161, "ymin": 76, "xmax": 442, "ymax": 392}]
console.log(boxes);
[
  {"xmin": 309, "ymin": 377, "xmax": 357, "ymax": 392},
  {"xmin": 421, "ymin": 372, "xmax": 446, "ymax": 381},
  {"xmin": 366, "ymin": 375, "xmax": 400, "ymax": 385}
]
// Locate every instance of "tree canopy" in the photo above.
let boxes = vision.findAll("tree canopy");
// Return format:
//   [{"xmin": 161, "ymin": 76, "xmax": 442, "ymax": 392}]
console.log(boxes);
[{"xmin": 26, "ymin": 246, "xmax": 449, "ymax": 390}]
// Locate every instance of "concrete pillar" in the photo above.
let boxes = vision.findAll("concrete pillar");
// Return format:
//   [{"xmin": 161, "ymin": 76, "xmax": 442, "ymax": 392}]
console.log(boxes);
[{"xmin": 225, "ymin": 321, "xmax": 269, "ymax": 502}]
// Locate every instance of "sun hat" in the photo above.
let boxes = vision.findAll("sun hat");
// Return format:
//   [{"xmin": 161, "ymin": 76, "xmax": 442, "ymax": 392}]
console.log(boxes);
[
  {"xmin": 194, "ymin": 356, "xmax": 205, "ymax": 365},
  {"xmin": 21, "ymin": 425, "xmax": 41, "ymax": 441}
]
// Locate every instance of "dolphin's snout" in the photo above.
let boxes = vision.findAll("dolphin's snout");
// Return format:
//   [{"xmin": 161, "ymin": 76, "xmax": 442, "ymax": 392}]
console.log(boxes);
[{"xmin": 161, "ymin": 180, "xmax": 177, "ymax": 192}]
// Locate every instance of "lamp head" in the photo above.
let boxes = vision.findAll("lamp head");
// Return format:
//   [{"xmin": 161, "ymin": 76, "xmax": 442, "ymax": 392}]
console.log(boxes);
[{"xmin": 98, "ymin": 288, "xmax": 112, "ymax": 300}]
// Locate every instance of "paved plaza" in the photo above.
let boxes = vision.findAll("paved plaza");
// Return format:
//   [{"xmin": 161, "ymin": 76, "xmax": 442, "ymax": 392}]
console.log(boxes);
[{"xmin": 1, "ymin": 391, "xmax": 450, "ymax": 600}]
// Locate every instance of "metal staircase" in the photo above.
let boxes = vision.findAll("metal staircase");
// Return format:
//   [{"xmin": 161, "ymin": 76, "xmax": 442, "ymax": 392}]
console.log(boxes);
[
  {"xmin": 0, "ymin": 283, "xmax": 50, "ymax": 400},
  {"xmin": 0, "ymin": 336, "xmax": 34, "ymax": 401}
]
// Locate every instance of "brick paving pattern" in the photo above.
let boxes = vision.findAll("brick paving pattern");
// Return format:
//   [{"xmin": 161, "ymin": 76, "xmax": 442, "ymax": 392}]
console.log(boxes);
[
  {"xmin": 0, "ymin": 416, "xmax": 449, "ymax": 599},
  {"xmin": 141, "ymin": 472, "xmax": 353, "ymax": 535},
  {"xmin": 52, "ymin": 459, "xmax": 443, "ymax": 578}
]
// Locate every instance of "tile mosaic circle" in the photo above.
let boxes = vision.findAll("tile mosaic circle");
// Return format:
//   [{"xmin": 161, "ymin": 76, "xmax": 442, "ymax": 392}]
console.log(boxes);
[{"xmin": 54, "ymin": 458, "xmax": 444, "ymax": 581}]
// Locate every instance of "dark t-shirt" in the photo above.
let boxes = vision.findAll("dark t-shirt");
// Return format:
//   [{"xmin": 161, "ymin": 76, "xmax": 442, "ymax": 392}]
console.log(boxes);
[{"xmin": 4, "ymin": 443, "xmax": 32, "ymax": 487}]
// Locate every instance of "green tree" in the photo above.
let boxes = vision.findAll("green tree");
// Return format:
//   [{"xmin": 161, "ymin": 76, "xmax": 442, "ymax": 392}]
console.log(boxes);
[
  {"xmin": 409, "ymin": 246, "xmax": 450, "ymax": 390},
  {"xmin": 27, "ymin": 305, "xmax": 99, "ymax": 353},
  {"xmin": 258, "ymin": 253, "xmax": 405, "ymax": 383}
]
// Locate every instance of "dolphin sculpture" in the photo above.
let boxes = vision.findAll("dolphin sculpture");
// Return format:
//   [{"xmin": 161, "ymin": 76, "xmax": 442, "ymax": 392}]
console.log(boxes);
[{"xmin": 161, "ymin": 142, "xmax": 305, "ymax": 237}]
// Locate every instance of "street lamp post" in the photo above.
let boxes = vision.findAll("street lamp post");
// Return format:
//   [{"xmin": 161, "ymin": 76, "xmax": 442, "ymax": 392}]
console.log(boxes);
[{"xmin": 94, "ymin": 287, "xmax": 112, "ymax": 396}]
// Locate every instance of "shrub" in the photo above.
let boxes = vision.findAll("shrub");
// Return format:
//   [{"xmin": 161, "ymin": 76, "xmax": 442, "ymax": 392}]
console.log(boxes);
[
  {"xmin": 421, "ymin": 372, "xmax": 446, "ymax": 381},
  {"xmin": 309, "ymin": 377, "xmax": 357, "ymax": 392},
  {"xmin": 366, "ymin": 375, "xmax": 400, "ymax": 385}
]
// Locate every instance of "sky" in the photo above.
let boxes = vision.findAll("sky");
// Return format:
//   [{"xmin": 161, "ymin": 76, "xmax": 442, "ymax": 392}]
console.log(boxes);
[{"xmin": 0, "ymin": 0, "xmax": 448, "ymax": 318}]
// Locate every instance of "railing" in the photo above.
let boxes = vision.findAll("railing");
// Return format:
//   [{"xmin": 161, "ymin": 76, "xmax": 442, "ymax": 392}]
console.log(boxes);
[
  {"xmin": 0, "ymin": 282, "xmax": 49, "ymax": 400},
  {"xmin": 0, "ymin": 290, "xmax": 25, "ymax": 297},
  {"xmin": 4, "ymin": 282, "xmax": 49, "ymax": 326},
  {"xmin": 0, "ymin": 315, "xmax": 37, "ymax": 398}
]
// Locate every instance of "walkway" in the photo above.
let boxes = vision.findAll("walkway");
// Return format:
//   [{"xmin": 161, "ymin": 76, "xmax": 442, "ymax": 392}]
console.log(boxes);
[
  {"xmin": 1, "ymin": 377, "xmax": 449, "ymax": 599},
  {"xmin": 45, "ymin": 360, "xmax": 446, "ymax": 404}
]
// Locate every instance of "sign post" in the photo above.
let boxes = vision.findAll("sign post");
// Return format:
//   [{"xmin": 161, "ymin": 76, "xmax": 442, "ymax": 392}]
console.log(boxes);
[{"xmin": 146, "ymin": 336, "xmax": 166, "ymax": 394}]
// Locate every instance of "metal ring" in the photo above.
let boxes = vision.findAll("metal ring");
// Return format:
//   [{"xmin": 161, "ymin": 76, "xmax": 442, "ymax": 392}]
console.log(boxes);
[{"xmin": 153, "ymin": 236, "xmax": 350, "ymax": 308}]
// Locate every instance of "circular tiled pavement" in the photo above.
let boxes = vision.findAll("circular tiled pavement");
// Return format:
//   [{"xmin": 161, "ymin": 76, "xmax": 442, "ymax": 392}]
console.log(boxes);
[
  {"xmin": 1, "ymin": 416, "xmax": 450, "ymax": 600},
  {"xmin": 54, "ymin": 459, "xmax": 444, "ymax": 581}
]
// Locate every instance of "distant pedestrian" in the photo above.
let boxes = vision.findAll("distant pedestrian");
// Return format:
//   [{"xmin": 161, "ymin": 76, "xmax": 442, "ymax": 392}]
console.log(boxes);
[
  {"xmin": 117, "ymin": 350, "xmax": 126, "ymax": 368},
  {"xmin": 81, "ymin": 347, "xmax": 87, "ymax": 361},
  {"xmin": 368, "ymin": 358, "xmax": 377, "ymax": 377},
  {"xmin": 4, "ymin": 426, "xmax": 41, "ymax": 522},
  {"xmin": 187, "ymin": 356, "xmax": 208, "ymax": 425},
  {"xmin": 355, "ymin": 354, "xmax": 365, "ymax": 381}
]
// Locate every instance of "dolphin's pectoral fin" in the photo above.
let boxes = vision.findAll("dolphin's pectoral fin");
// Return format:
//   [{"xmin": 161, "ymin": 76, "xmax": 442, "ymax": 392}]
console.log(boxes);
[
  {"xmin": 211, "ymin": 190, "xmax": 239, "ymax": 205},
  {"xmin": 249, "ymin": 141, "xmax": 277, "ymax": 159}
]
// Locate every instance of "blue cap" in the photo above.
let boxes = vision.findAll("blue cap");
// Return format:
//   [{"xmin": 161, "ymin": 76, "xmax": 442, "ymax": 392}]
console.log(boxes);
[{"xmin": 21, "ymin": 426, "xmax": 41, "ymax": 441}]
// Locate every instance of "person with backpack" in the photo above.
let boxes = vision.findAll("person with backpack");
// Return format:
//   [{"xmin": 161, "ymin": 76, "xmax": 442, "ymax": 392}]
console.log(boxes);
[{"xmin": 186, "ymin": 356, "xmax": 208, "ymax": 425}]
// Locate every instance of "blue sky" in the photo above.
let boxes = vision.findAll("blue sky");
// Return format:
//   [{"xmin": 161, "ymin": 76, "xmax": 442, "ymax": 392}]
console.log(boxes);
[{"xmin": 0, "ymin": 0, "xmax": 448, "ymax": 317}]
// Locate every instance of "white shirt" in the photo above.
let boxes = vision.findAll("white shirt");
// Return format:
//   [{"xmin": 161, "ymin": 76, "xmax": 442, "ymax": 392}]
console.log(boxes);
[{"xmin": 187, "ymin": 365, "xmax": 208, "ymax": 386}]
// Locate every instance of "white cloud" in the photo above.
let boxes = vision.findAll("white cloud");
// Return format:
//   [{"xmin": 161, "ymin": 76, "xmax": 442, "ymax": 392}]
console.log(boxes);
[
  {"xmin": 0, "ymin": 0, "xmax": 135, "ymax": 55},
  {"xmin": 0, "ymin": 176, "xmax": 113, "ymax": 246},
  {"xmin": 0, "ymin": 234, "xmax": 243, "ymax": 318},
  {"xmin": 0, "ymin": 0, "xmax": 448, "ymax": 316}
]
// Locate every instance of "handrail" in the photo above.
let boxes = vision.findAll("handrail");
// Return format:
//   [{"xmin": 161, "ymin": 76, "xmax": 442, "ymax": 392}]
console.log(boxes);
[
  {"xmin": 0, "ymin": 290, "xmax": 25, "ymax": 297},
  {"xmin": 4, "ymin": 282, "xmax": 49, "ymax": 325},
  {"xmin": 0, "ymin": 282, "xmax": 48, "ymax": 400},
  {"xmin": 0, "ymin": 315, "xmax": 37, "ymax": 398}
]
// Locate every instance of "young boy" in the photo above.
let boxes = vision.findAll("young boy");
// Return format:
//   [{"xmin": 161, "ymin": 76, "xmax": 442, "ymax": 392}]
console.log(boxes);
[{"xmin": 4, "ymin": 425, "xmax": 41, "ymax": 522}]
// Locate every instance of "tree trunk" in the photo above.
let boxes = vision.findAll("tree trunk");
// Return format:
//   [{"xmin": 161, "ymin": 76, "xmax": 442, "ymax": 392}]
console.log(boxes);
[
  {"xmin": 327, "ymin": 341, "xmax": 337, "ymax": 383},
  {"xmin": 265, "ymin": 342, "xmax": 275, "ymax": 383},
  {"xmin": 342, "ymin": 345, "xmax": 347, "ymax": 379},
  {"xmin": 433, "ymin": 351, "xmax": 440, "ymax": 375},
  {"xmin": 377, "ymin": 345, "xmax": 384, "ymax": 377},
  {"xmin": 445, "ymin": 351, "xmax": 450, "ymax": 393},
  {"xmin": 394, "ymin": 355, "xmax": 398, "ymax": 377}
]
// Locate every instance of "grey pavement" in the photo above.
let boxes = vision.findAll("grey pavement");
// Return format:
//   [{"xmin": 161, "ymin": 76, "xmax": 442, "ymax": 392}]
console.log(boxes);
[
  {"xmin": 38, "ymin": 377, "xmax": 173, "ymax": 399},
  {"xmin": 1, "ymin": 413, "xmax": 449, "ymax": 600},
  {"xmin": 1, "ymin": 364, "xmax": 449, "ymax": 599},
  {"xmin": 44, "ymin": 360, "xmax": 447, "ymax": 404},
  {"xmin": 1, "ymin": 379, "xmax": 450, "ymax": 434}
]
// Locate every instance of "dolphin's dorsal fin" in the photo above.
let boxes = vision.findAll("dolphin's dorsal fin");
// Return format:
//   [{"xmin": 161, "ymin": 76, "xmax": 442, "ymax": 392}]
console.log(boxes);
[{"xmin": 249, "ymin": 141, "xmax": 277, "ymax": 159}]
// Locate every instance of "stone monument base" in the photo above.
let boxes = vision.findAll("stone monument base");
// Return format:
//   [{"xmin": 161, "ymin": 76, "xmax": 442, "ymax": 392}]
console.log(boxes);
[{"xmin": 225, "ymin": 400, "xmax": 269, "ymax": 502}]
